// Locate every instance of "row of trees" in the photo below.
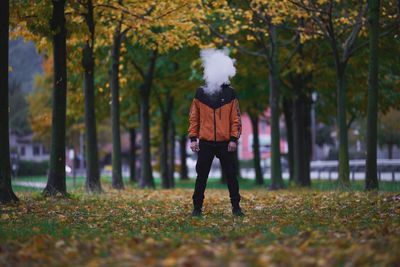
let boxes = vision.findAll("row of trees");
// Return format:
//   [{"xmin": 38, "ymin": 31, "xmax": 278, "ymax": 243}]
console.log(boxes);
[
  {"xmin": 1, "ymin": 0, "xmax": 399, "ymax": 203},
  {"xmin": 204, "ymin": 0, "xmax": 399, "ymax": 189}
]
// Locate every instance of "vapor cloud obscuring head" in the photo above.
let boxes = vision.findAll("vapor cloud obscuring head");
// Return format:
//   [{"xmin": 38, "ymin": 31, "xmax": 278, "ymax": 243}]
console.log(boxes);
[{"xmin": 201, "ymin": 48, "xmax": 236, "ymax": 95}]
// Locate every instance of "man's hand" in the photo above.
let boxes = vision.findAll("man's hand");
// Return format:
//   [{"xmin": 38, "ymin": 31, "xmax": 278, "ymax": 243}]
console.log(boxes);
[
  {"xmin": 190, "ymin": 141, "xmax": 200, "ymax": 152},
  {"xmin": 228, "ymin": 141, "xmax": 237, "ymax": 152}
]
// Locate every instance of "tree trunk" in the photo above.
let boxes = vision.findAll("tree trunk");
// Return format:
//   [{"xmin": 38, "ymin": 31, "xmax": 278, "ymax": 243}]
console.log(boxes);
[
  {"xmin": 82, "ymin": 0, "xmax": 101, "ymax": 193},
  {"xmin": 140, "ymin": 88, "xmax": 155, "ymax": 188},
  {"xmin": 110, "ymin": 20, "xmax": 124, "ymax": 189},
  {"xmin": 0, "ymin": 0, "xmax": 18, "ymax": 203},
  {"xmin": 129, "ymin": 128, "xmax": 136, "ymax": 183},
  {"xmin": 139, "ymin": 51, "xmax": 157, "ymax": 188},
  {"xmin": 365, "ymin": 0, "xmax": 380, "ymax": 191},
  {"xmin": 292, "ymin": 87, "xmax": 311, "ymax": 187},
  {"xmin": 268, "ymin": 25, "xmax": 284, "ymax": 189},
  {"xmin": 293, "ymin": 93, "xmax": 306, "ymax": 186},
  {"xmin": 250, "ymin": 114, "xmax": 264, "ymax": 185},
  {"xmin": 304, "ymin": 95, "xmax": 312, "ymax": 186},
  {"xmin": 43, "ymin": 0, "xmax": 67, "ymax": 196},
  {"xmin": 179, "ymin": 134, "xmax": 189, "ymax": 180},
  {"xmin": 282, "ymin": 97, "xmax": 294, "ymax": 182},
  {"xmin": 336, "ymin": 66, "xmax": 351, "ymax": 189},
  {"xmin": 168, "ymin": 118, "xmax": 176, "ymax": 188},
  {"xmin": 388, "ymin": 143, "xmax": 393, "ymax": 159},
  {"xmin": 160, "ymin": 113, "xmax": 170, "ymax": 189}
]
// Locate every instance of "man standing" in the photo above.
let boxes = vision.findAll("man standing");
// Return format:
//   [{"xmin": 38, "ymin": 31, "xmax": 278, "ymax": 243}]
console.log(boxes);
[{"xmin": 188, "ymin": 82, "xmax": 244, "ymax": 217}]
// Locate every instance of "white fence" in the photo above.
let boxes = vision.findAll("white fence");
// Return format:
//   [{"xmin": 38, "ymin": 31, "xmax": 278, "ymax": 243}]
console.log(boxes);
[
  {"xmin": 309, "ymin": 159, "xmax": 400, "ymax": 181},
  {"xmin": 188, "ymin": 159, "xmax": 400, "ymax": 182}
]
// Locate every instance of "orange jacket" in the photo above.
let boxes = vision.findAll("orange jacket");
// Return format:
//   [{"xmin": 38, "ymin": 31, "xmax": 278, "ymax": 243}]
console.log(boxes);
[{"xmin": 188, "ymin": 84, "xmax": 242, "ymax": 143}]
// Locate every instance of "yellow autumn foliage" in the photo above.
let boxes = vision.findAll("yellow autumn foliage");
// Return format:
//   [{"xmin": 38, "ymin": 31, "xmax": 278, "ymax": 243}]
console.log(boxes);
[{"xmin": 1, "ymin": 188, "xmax": 399, "ymax": 266}]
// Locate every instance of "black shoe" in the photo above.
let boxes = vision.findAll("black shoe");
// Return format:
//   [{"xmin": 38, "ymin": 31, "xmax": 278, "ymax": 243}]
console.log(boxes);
[
  {"xmin": 232, "ymin": 207, "xmax": 245, "ymax": 217},
  {"xmin": 191, "ymin": 208, "xmax": 202, "ymax": 217}
]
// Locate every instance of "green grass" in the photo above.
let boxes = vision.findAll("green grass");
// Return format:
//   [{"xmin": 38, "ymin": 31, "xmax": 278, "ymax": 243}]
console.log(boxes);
[
  {"xmin": 12, "ymin": 175, "xmax": 400, "ymax": 192},
  {"xmin": 1, "ymin": 189, "xmax": 399, "ymax": 266}
]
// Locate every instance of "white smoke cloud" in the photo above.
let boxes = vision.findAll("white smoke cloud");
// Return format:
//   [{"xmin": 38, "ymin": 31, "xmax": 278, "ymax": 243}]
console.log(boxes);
[{"xmin": 200, "ymin": 48, "xmax": 236, "ymax": 95}]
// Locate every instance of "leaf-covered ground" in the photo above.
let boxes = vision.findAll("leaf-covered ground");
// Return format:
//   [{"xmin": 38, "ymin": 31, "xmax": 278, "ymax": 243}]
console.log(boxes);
[{"xmin": 1, "ymin": 187, "xmax": 400, "ymax": 267}]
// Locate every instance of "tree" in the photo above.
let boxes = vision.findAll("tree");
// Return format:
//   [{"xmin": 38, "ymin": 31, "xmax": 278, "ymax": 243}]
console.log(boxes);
[
  {"xmin": 291, "ymin": 1, "xmax": 364, "ymax": 189},
  {"xmin": 0, "ymin": 0, "xmax": 19, "ymax": 203},
  {"xmin": 129, "ymin": 128, "xmax": 137, "ymax": 183},
  {"xmin": 93, "ymin": 0, "xmax": 132, "ymax": 190},
  {"xmin": 281, "ymin": 48, "xmax": 313, "ymax": 187},
  {"xmin": 120, "ymin": 69, "xmax": 141, "ymax": 184},
  {"xmin": 155, "ymin": 81, "xmax": 174, "ymax": 188},
  {"xmin": 77, "ymin": 0, "xmax": 102, "ymax": 193},
  {"xmin": 171, "ymin": 48, "xmax": 201, "ymax": 182},
  {"xmin": 138, "ymin": 49, "xmax": 158, "ymax": 188},
  {"xmin": 43, "ymin": 0, "xmax": 68, "ymax": 196},
  {"xmin": 233, "ymin": 53, "xmax": 268, "ymax": 185},
  {"xmin": 118, "ymin": 0, "xmax": 204, "ymax": 188},
  {"xmin": 168, "ymin": 118, "xmax": 176, "ymax": 188},
  {"xmin": 153, "ymin": 50, "xmax": 197, "ymax": 188},
  {"xmin": 365, "ymin": 0, "xmax": 380, "ymax": 190},
  {"xmin": 249, "ymin": 114, "xmax": 264, "ymax": 185},
  {"xmin": 201, "ymin": 0, "xmax": 306, "ymax": 189},
  {"xmin": 290, "ymin": 0, "xmax": 398, "ymax": 189},
  {"xmin": 282, "ymin": 97, "xmax": 294, "ymax": 182},
  {"xmin": 378, "ymin": 109, "xmax": 400, "ymax": 159},
  {"xmin": 109, "ymin": 7, "xmax": 125, "ymax": 190}
]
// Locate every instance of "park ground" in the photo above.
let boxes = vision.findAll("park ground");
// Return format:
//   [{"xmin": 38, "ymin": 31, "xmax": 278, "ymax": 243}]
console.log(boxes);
[{"xmin": 1, "ymin": 178, "xmax": 400, "ymax": 266}]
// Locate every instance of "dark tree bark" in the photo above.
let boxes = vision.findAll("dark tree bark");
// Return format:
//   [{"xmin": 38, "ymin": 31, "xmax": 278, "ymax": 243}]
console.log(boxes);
[
  {"xmin": 250, "ymin": 114, "xmax": 264, "ymax": 185},
  {"xmin": 325, "ymin": 2, "xmax": 364, "ymax": 190},
  {"xmin": 160, "ymin": 112, "xmax": 170, "ymax": 189},
  {"xmin": 129, "ymin": 128, "xmax": 137, "ymax": 183},
  {"xmin": 140, "ymin": 87, "xmax": 154, "ymax": 188},
  {"xmin": 292, "ymin": 93, "xmax": 306, "ymax": 186},
  {"xmin": 365, "ymin": 0, "xmax": 380, "ymax": 190},
  {"xmin": 0, "ymin": 0, "xmax": 18, "ymax": 203},
  {"xmin": 43, "ymin": 0, "xmax": 68, "ymax": 196},
  {"xmin": 304, "ymin": 96, "xmax": 312, "ymax": 186},
  {"xmin": 139, "ymin": 51, "xmax": 157, "ymax": 188},
  {"xmin": 291, "ymin": 0, "xmax": 368, "ymax": 189},
  {"xmin": 282, "ymin": 97, "xmax": 294, "ymax": 182},
  {"xmin": 388, "ymin": 143, "xmax": 393, "ymax": 160},
  {"xmin": 179, "ymin": 134, "xmax": 189, "ymax": 180},
  {"xmin": 82, "ymin": 0, "xmax": 101, "ymax": 193},
  {"xmin": 158, "ymin": 93, "xmax": 173, "ymax": 189},
  {"xmin": 159, "ymin": 94, "xmax": 175, "ymax": 189},
  {"xmin": 110, "ymin": 20, "xmax": 124, "ymax": 190},
  {"xmin": 335, "ymin": 65, "xmax": 351, "ymax": 189},
  {"xmin": 268, "ymin": 25, "xmax": 284, "ymax": 189},
  {"xmin": 292, "ymin": 87, "xmax": 311, "ymax": 187},
  {"xmin": 168, "ymin": 118, "xmax": 176, "ymax": 188}
]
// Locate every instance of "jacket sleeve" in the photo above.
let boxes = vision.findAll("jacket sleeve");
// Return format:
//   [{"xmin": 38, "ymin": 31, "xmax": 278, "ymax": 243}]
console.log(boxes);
[
  {"xmin": 188, "ymin": 98, "xmax": 200, "ymax": 141},
  {"xmin": 230, "ymin": 98, "xmax": 242, "ymax": 142}
]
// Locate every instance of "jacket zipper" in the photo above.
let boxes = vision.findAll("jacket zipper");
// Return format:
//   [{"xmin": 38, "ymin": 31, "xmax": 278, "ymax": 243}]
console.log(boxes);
[{"xmin": 214, "ymin": 108, "xmax": 216, "ymax": 142}]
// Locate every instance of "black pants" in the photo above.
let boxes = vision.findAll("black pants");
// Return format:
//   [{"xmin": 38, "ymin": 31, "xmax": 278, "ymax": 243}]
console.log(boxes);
[{"xmin": 192, "ymin": 140, "xmax": 241, "ymax": 210}]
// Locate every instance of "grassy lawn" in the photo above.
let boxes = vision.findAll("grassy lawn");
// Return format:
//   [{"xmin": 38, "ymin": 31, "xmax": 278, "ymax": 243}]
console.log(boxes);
[
  {"xmin": 11, "ymin": 175, "xmax": 400, "ymax": 192},
  {"xmin": 1, "ymin": 183, "xmax": 400, "ymax": 266}
]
